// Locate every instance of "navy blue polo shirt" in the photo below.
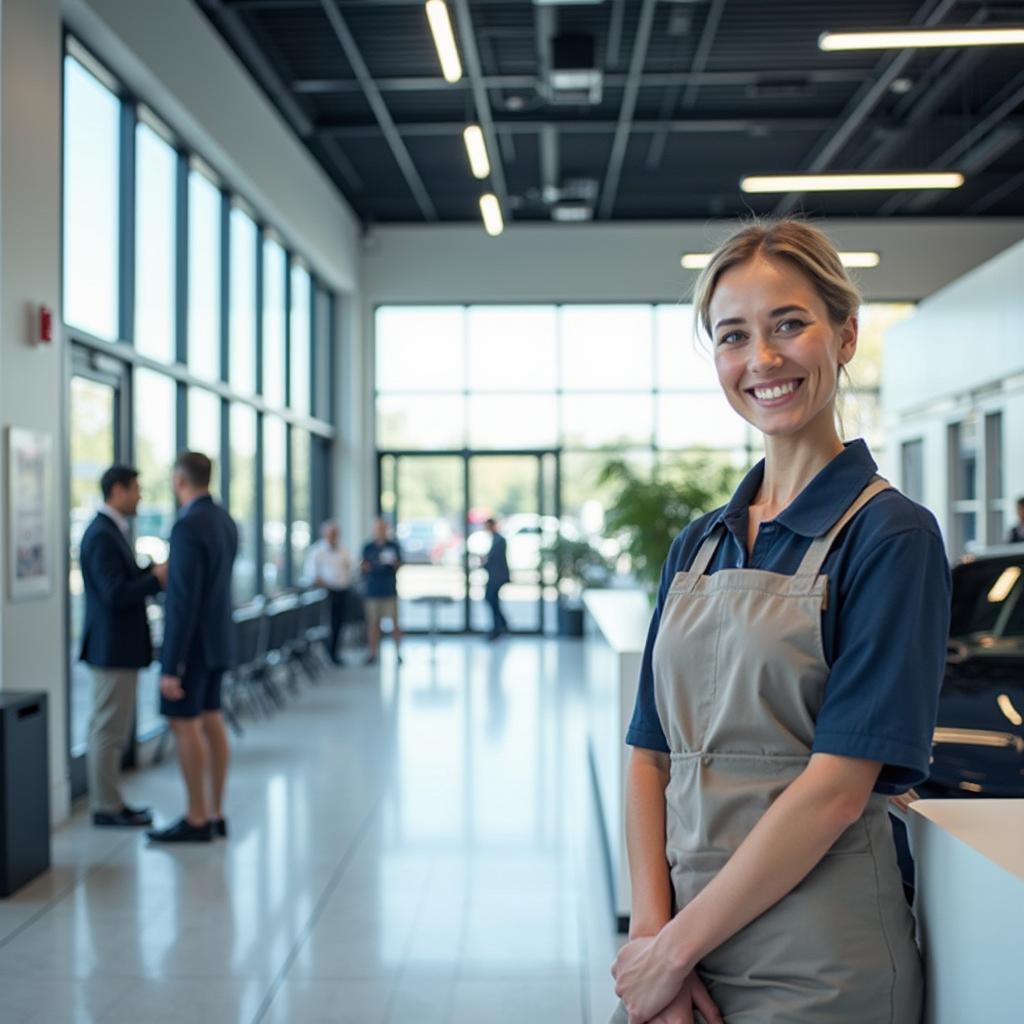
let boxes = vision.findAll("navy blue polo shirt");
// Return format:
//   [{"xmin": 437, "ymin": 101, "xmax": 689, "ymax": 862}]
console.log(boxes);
[
  {"xmin": 362, "ymin": 540, "xmax": 402, "ymax": 598},
  {"xmin": 626, "ymin": 439, "xmax": 951, "ymax": 795}
]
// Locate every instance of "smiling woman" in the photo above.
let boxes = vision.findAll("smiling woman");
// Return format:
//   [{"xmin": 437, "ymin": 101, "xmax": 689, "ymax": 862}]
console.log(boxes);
[{"xmin": 611, "ymin": 219, "xmax": 950, "ymax": 1024}]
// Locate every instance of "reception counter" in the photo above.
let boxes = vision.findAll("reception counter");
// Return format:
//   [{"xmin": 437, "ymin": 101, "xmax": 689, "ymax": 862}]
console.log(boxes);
[
  {"xmin": 909, "ymin": 799, "xmax": 1023, "ymax": 1024},
  {"xmin": 583, "ymin": 589, "xmax": 651, "ymax": 930}
]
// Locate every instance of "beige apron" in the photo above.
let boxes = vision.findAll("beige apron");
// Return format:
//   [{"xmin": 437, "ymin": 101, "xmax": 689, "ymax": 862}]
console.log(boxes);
[{"xmin": 613, "ymin": 478, "xmax": 922, "ymax": 1023}]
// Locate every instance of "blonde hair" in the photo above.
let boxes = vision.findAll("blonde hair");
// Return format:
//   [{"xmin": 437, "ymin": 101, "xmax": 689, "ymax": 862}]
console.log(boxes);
[{"xmin": 693, "ymin": 219, "xmax": 861, "ymax": 342}]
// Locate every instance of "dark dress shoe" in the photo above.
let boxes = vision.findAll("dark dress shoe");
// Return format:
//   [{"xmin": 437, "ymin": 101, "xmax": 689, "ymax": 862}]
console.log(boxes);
[
  {"xmin": 210, "ymin": 817, "xmax": 228, "ymax": 839},
  {"xmin": 93, "ymin": 807, "xmax": 153, "ymax": 828},
  {"xmin": 146, "ymin": 818, "xmax": 213, "ymax": 843}
]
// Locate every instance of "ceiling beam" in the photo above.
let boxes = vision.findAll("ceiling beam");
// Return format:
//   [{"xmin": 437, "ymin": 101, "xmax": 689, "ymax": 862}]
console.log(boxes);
[
  {"xmin": 647, "ymin": 0, "xmax": 728, "ymax": 170},
  {"xmin": 966, "ymin": 166, "xmax": 1024, "ymax": 214},
  {"xmin": 772, "ymin": 0, "xmax": 960, "ymax": 216},
  {"xmin": 198, "ymin": 0, "xmax": 315, "ymax": 137},
  {"xmin": 318, "ymin": 117, "xmax": 838, "ymax": 139},
  {"xmin": 317, "ymin": 0, "xmax": 436, "ymax": 220},
  {"xmin": 598, "ymin": 0, "xmax": 657, "ymax": 219},
  {"xmin": 606, "ymin": 0, "xmax": 626, "ymax": 71},
  {"xmin": 882, "ymin": 69, "xmax": 1024, "ymax": 214},
  {"xmin": 451, "ymin": 0, "xmax": 509, "ymax": 211},
  {"xmin": 292, "ymin": 69, "xmax": 872, "ymax": 94}
]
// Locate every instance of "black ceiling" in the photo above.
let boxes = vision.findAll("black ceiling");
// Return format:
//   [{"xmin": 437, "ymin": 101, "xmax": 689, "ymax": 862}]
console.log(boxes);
[{"xmin": 197, "ymin": 0, "xmax": 1024, "ymax": 224}]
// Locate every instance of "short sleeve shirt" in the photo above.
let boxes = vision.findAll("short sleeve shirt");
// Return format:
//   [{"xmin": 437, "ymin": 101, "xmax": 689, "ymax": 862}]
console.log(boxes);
[
  {"xmin": 625, "ymin": 439, "xmax": 951, "ymax": 795},
  {"xmin": 362, "ymin": 540, "xmax": 402, "ymax": 598}
]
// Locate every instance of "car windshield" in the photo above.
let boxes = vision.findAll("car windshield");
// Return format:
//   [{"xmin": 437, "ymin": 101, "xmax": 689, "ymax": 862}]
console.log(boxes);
[{"xmin": 950, "ymin": 554, "xmax": 1024, "ymax": 639}]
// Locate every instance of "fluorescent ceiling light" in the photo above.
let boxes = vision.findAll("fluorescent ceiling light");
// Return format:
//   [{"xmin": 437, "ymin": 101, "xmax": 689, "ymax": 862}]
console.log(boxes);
[
  {"xmin": 820, "ymin": 27, "xmax": 1024, "ymax": 51},
  {"xmin": 425, "ymin": 1, "xmax": 462, "ymax": 83},
  {"xmin": 463, "ymin": 125, "xmax": 490, "ymax": 179},
  {"xmin": 480, "ymin": 193, "xmax": 504, "ymax": 237},
  {"xmin": 681, "ymin": 251, "xmax": 881, "ymax": 270},
  {"xmin": 741, "ymin": 172, "xmax": 964, "ymax": 193}
]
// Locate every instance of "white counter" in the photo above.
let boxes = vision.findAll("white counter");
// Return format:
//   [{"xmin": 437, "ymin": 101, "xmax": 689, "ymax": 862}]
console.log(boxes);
[
  {"xmin": 909, "ymin": 799, "xmax": 1024, "ymax": 1024},
  {"xmin": 583, "ymin": 589, "xmax": 652, "ymax": 930}
]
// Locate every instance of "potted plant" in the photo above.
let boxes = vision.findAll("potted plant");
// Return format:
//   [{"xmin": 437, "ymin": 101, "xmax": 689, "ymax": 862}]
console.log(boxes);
[
  {"xmin": 543, "ymin": 534, "xmax": 613, "ymax": 636},
  {"xmin": 598, "ymin": 455, "xmax": 740, "ymax": 594}
]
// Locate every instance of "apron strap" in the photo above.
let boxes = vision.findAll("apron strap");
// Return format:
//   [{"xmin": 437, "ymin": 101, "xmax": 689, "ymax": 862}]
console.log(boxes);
[
  {"xmin": 686, "ymin": 524, "xmax": 725, "ymax": 580},
  {"xmin": 795, "ymin": 475, "xmax": 891, "ymax": 580}
]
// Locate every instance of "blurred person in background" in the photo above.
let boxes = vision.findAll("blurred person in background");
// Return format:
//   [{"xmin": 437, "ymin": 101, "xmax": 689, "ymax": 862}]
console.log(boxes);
[
  {"xmin": 305, "ymin": 519, "xmax": 355, "ymax": 665},
  {"xmin": 360, "ymin": 518, "xmax": 403, "ymax": 665},
  {"xmin": 483, "ymin": 517, "xmax": 510, "ymax": 641}
]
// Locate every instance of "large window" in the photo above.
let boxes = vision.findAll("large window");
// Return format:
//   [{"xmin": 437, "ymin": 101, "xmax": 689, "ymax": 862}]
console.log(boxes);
[
  {"xmin": 134, "ymin": 369, "xmax": 177, "ymax": 737},
  {"xmin": 229, "ymin": 207, "xmax": 257, "ymax": 395},
  {"xmin": 290, "ymin": 263, "xmax": 312, "ymax": 414},
  {"xmin": 230, "ymin": 403, "xmax": 258, "ymax": 602},
  {"xmin": 376, "ymin": 302, "xmax": 908, "ymax": 543},
  {"xmin": 262, "ymin": 238, "xmax": 287, "ymax": 407},
  {"xmin": 292, "ymin": 428, "xmax": 312, "ymax": 580},
  {"xmin": 188, "ymin": 170, "xmax": 222, "ymax": 380},
  {"xmin": 263, "ymin": 415, "xmax": 287, "ymax": 593},
  {"xmin": 134, "ymin": 121, "xmax": 177, "ymax": 361},
  {"xmin": 63, "ymin": 56, "xmax": 120, "ymax": 341},
  {"xmin": 188, "ymin": 388, "xmax": 222, "ymax": 496}
]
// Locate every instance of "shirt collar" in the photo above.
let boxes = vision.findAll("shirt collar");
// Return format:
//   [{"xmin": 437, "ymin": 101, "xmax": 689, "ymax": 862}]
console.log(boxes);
[
  {"xmin": 701, "ymin": 439, "xmax": 879, "ymax": 542},
  {"xmin": 99, "ymin": 503, "xmax": 131, "ymax": 536}
]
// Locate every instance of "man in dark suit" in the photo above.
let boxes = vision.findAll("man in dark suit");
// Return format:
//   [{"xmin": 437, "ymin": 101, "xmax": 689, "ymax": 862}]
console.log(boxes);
[
  {"xmin": 147, "ymin": 452, "xmax": 238, "ymax": 844},
  {"xmin": 80, "ymin": 465, "xmax": 166, "ymax": 827},
  {"xmin": 483, "ymin": 518, "xmax": 510, "ymax": 641},
  {"xmin": 1007, "ymin": 497, "xmax": 1024, "ymax": 544}
]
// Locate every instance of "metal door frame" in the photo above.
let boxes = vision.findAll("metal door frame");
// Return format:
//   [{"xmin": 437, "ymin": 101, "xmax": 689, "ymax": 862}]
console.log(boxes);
[{"xmin": 376, "ymin": 448, "xmax": 562, "ymax": 635}]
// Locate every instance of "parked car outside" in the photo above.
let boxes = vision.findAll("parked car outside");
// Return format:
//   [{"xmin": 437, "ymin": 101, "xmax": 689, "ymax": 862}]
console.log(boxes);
[{"xmin": 891, "ymin": 544, "xmax": 1024, "ymax": 897}]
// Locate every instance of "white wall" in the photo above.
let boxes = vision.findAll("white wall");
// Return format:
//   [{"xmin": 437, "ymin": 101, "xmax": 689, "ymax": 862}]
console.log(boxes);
[
  {"xmin": 362, "ymin": 219, "xmax": 1024, "ymax": 306},
  {"xmin": 882, "ymin": 237, "xmax": 1024, "ymax": 549},
  {"xmin": 0, "ymin": 0, "xmax": 67, "ymax": 821}
]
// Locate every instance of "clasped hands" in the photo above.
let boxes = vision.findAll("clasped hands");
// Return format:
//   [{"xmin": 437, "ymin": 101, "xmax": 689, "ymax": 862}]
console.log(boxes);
[{"xmin": 611, "ymin": 927, "xmax": 722, "ymax": 1024}]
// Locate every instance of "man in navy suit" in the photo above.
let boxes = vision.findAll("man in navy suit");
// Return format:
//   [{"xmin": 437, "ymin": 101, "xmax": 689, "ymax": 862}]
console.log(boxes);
[
  {"xmin": 148, "ymin": 452, "xmax": 238, "ymax": 844},
  {"xmin": 483, "ymin": 518, "xmax": 510, "ymax": 641},
  {"xmin": 80, "ymin": 465, "xmax": 166, "ymax": 827}
]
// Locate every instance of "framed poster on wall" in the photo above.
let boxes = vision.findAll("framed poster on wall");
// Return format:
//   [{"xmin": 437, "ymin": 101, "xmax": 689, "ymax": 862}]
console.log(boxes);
[{"xmin": 7, "ymin": 427, "xmax": 53, "ymax": 600}]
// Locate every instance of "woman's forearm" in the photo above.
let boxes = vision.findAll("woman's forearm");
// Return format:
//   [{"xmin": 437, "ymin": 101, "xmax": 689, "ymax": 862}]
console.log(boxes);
[
  {"xmin": 660, "ymin": 753, "xmax": 882, "ymax": 972},
  {"xmin": 625, "ymin": 748, "xmax": 674, "ymax": 939}
]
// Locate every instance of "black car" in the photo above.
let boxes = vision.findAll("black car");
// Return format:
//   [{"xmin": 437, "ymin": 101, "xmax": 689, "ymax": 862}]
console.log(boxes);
[
  {"xmin": 890, "ymin": 544, "xmax": 1024, "ymax": 896},
  {"xmin": 922, "ymin": 545, "xmax": 1024, "ymax": 799}
]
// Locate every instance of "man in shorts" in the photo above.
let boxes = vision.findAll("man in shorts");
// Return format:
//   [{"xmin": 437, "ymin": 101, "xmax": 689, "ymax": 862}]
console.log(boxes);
[
  {"xmin": 360, "ymin": 518, "xmax": 403, "ymax": 666},
  {"xmin": 147, "ymin": 452, "xmax": 238, "ymax": 844}
]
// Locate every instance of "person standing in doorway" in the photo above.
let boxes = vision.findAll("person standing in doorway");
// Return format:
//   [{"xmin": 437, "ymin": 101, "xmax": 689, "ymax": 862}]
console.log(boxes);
[
  {"xmin": 483, "ymin": 517, "xmax": 510, "ymax": 640},
  {"xmin": 360, "ymin": 518, "xmax": 403, "ymax": 665},
  {"xmin": 148, "ymin": 452, "xmax": 238, "ymax": 844},
  {"xmin": 1006, "ymin": 496, "xmax": 1024, "ymax": 543},
  {"xmin": 304, "ymin": 519, "xmax": 355, "ymax": 665},
  {"xmin": 80, "ymin": 465, "xmax": 167, "ymax": 828}
]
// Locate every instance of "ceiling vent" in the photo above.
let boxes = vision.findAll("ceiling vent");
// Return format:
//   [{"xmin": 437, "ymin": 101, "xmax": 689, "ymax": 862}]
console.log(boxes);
[{"xmin": 548, "ymin": 33, "xmax": 602, "ymax": 105}]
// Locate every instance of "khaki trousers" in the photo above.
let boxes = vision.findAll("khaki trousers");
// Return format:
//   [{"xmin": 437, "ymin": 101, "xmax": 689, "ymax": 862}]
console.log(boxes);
[{"xmin": 86, "ymin": 667, "xmax": 138, "ymax": 813}]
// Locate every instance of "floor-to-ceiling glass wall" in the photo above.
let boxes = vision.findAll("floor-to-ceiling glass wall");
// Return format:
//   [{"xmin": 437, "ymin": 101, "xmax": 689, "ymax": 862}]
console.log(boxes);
[{"xmin": 376, "ymin": 302, "xmax": 906, "ymax": 633}]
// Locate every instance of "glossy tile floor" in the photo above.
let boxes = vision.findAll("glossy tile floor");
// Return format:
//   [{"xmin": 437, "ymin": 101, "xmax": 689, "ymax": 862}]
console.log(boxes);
[{"xmin": 1, "ymin": 639, "xmax": 622, "ymax": 1023}]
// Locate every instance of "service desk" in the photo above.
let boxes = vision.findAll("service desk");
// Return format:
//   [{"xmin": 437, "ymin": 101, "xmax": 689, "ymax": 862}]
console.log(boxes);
[
  {"xmin": 909, "ymin": 799, "xmax": 1023, "ymax": 1024},
  {"xmin": 583, "ymin": 589, "xmax": 651, "ymax": 931}
]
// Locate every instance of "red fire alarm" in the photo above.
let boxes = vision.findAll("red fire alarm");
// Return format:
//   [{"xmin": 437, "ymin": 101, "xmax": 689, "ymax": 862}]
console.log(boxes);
[{"xmin": 38, "ymin": 305, "xmax": 53, "ymax": 344}]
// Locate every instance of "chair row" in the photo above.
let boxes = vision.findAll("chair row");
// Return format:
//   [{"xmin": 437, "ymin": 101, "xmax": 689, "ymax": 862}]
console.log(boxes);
[{"xmin": 221, "ymin": 588, "xmax": 332, "ymax": 735}]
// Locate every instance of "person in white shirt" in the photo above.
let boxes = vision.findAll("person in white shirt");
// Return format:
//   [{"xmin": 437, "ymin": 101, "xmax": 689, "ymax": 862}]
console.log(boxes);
[{"xmin": 304, "ymin": 520, "xmax": 355, "ymax": 665}]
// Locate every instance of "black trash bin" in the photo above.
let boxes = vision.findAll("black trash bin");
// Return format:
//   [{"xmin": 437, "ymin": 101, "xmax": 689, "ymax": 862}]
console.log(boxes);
[{"xmin": 0, "ymin": 691, "xmax": 50, "ymax": 897}]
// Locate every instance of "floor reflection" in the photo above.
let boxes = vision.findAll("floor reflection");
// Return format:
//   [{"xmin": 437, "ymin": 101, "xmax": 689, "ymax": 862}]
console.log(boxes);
[{"xmin": 0, "ymin": 637, "xmax": 619, "ymax": 1023}]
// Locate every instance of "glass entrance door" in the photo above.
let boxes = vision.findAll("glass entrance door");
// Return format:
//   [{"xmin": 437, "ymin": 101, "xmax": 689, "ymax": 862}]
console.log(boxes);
[
  {"xmin": 467, "ymin": 454, "xmax": 548, "ymax": 634},
  {"xmin": 384, "ymin": 454, "xmax": 468, "ymax": 633},
  {"xmin": 68, "ymin": 363, "xmax": 123, "ymax": 796},
  {"xmin": 378, "ymin": 451, "xmax": 559, "ymax": 635}
]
